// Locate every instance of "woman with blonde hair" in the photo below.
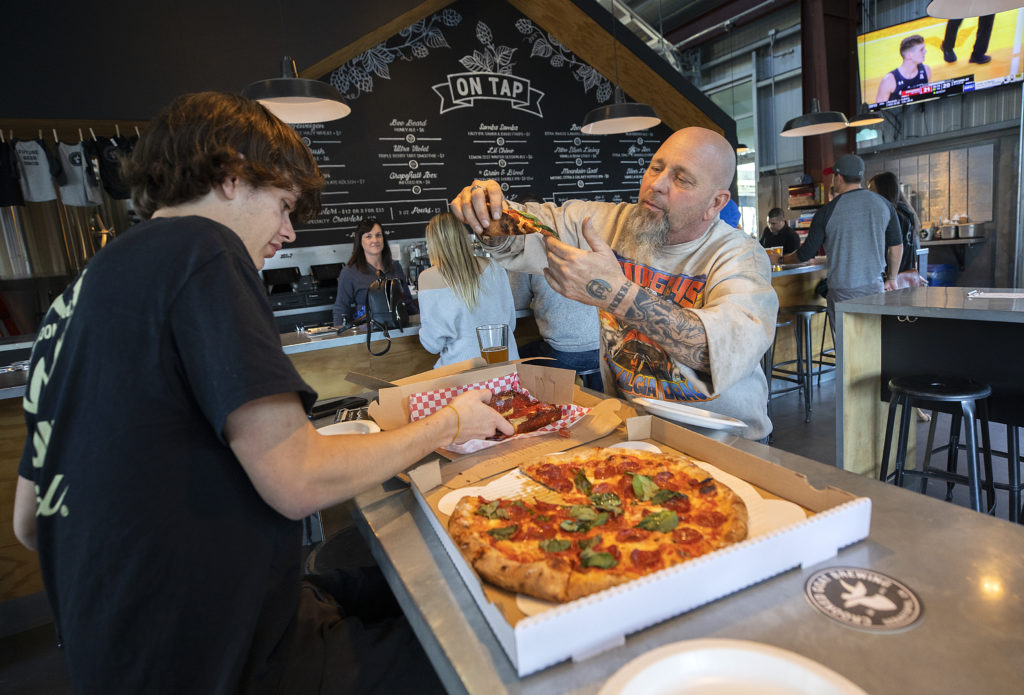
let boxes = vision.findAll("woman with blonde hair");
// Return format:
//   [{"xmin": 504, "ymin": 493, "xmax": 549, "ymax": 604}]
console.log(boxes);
[{"xmin": 417, "ymin": 212, "xmax": 519, "ymax": 366}]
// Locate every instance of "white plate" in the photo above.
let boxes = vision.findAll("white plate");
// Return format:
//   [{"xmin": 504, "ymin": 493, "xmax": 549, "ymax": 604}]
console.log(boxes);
[
  {"xmin": 599, "ymin": 639, "xmax": 868, "ymax": 695},
  {"xmin": 318, "ymin": 420, "xmax": 381, "ymax": 435},
  {"xmin": 632, "ymin": 397, "xmax": 746, "ymax": 431}
]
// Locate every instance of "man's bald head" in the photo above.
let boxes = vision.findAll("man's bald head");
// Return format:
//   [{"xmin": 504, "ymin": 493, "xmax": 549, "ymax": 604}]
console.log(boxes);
[{"xmin": 662, "ymin": 127, "xmax": 736, "ymax": 192}]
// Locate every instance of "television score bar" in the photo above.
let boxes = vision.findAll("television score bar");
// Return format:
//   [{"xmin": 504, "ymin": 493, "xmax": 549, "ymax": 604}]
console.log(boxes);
[{"xmin": 872, "ymin": 71, "xmax": 1024, "ymax": 111}]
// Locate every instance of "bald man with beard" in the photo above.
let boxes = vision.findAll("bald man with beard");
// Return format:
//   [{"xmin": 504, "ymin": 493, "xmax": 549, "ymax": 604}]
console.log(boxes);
[{"xmin": 451, "ymin": 127, "xmax": 779, "ymax": 440}]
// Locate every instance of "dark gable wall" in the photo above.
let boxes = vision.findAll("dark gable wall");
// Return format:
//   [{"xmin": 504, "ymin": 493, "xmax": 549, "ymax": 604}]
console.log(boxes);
[{"xmin": 4, "ymin": 0, "xmax": 426, "ymax": 120}]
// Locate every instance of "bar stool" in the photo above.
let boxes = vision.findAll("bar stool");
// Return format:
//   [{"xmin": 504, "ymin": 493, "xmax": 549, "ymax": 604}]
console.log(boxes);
[
  {"xmin": 773, "ymin": 305, "xmax": 828, "ymax": 422},
  {"xmin": 762, "ymin": 315, "xmax": 800, "ymax": 421},
  {"xmin": 879, "ymin": 375, "xmax": 995, "ymax": 515},
  {"xmin": 920, "ymin": 415, "xmax": 1024, "ymax": 523}
]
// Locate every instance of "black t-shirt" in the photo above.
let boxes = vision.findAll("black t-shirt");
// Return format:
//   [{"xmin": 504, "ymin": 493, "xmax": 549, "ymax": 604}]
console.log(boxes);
[
  {"xmin": 759, "ymin": 223, "xmax": 801, "ymax": 254},
  {"xmin": 84, "ymin": 135, "xmax": 133, "ymax": 199},
  {"xmin": 19, "ymin": 216, "xmax": 317, "ymax": 694}
]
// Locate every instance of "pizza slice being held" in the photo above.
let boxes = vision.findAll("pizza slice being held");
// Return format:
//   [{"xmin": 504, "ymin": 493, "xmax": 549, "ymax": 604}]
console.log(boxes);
[
  {"xmin": 489, "ymin": 206, "xmax": 559, "ymax": 239},
  {"xmin": 487, "ymin": 389, "xmax": 563, "ymax": 437}
]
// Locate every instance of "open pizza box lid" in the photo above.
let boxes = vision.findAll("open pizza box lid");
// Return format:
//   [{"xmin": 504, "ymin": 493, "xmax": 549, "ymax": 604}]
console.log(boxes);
[{"xmin": 407, "ymin": 411, "xmax": 872, "ymax": 677}]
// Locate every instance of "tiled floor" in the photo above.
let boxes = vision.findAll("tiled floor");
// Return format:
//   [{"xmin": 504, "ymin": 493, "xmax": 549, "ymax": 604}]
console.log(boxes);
[{"xmin": 3, "ymin": 376, "xmax": 1021, "ymax": 693}]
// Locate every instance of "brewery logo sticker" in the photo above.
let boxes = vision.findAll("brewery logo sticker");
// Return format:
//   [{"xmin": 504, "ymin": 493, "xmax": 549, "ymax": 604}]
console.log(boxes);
[{"xmin": 804, "ymin": 567, "xmax": 922, "ymax": 632}]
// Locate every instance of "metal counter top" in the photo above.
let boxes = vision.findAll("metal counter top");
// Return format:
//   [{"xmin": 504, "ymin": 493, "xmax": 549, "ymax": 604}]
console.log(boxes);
[
  {"xmin": 836, "ymin": 286, "xmax": 1024, "ymax": 323},
  {"xmin": 770, "ymin": 260, "xmax": 827, "ymax": 278},
  {"xmin": 353, "ymin": 434, "xmax": 1024, "ymax": 694}
]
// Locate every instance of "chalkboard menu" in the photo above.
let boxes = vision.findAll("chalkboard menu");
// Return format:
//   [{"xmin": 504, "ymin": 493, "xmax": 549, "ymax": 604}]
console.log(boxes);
[{"xmin": 290, "ymin": 0, "xmax": 672, "ymax": 247}]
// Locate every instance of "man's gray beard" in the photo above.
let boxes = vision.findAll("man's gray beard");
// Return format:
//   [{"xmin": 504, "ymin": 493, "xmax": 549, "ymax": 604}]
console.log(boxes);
[{"xmin": 619, "ymin": 204, "xmax": 670, "ymax": 260}]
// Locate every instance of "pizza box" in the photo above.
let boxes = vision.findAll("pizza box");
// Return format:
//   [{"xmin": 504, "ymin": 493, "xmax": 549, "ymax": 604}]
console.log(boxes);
[
  {"xmin": 366, "ymin": 359, "xmax": 620, "ymax": 461},
  {"xmin": 407, "ymin": 408, "xmax": 872, "ymax": 677}
]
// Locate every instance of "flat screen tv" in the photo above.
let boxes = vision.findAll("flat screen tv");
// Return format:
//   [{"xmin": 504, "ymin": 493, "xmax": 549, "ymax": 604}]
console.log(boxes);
[{"xmin": 858, "ymin": 9, "xmax": 1024, "ymax": 111}]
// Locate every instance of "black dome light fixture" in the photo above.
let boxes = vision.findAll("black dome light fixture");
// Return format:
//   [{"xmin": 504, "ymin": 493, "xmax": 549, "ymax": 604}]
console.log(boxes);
[
  {"xmin": 582, "ymin": 0, "xmax": 661, "ymax": 135},
  {"xmin": 780, "ymin": 98, "xmax": 849, "ymax": 137},
  {"xmin": 847, "ymin": 104, "xmax": 884, "ymax": 127},
  {"xmin": 242, "ymin": 56, "xmax": 350, "ymax": 124}
]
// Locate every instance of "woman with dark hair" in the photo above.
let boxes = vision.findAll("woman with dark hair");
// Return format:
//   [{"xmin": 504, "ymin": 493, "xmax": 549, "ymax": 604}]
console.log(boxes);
[
  {"xmin": 332, "ymin": 218, "xmax": 417, "ymax": 325},
  {"xmin": 868, "ymin": 171, "xmax": 920, "ymax": 273}
]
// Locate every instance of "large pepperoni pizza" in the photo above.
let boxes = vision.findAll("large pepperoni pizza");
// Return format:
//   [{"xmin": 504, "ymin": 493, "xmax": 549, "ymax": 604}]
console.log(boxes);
[{"xmin": 448, "ymin": 447, "xmax": 748, "ymax": 603}]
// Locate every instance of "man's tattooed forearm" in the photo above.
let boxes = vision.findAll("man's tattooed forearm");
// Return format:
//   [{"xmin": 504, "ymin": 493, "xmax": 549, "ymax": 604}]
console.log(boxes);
[
  {"xmin": 623, "ymin": 291, "xmax": 710, "ymax": 371},
  {"xmin": 585, "ymin": 279, "xmax": 612, "ymax": 301},
  {"xmin": 607, "ymin": 282, "xmax": 630, "ymax": 311}
]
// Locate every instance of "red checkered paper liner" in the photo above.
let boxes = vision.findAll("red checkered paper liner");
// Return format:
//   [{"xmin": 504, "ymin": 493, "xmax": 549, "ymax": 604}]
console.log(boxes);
[{"xmin": 408, "ymin": 372, "xmax": 588, "ymax": 454}]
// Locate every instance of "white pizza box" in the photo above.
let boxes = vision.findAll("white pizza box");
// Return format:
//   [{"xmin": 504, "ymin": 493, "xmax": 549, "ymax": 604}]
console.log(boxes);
[{"xmin": 408, "ymin": 411, "xmax": 872, "ymax": 677}]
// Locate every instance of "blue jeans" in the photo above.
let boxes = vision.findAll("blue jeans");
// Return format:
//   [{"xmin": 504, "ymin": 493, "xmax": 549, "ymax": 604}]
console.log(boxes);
[{"xmin": 519, "ymin": 339, "xmax": 603, "ymax": 391}]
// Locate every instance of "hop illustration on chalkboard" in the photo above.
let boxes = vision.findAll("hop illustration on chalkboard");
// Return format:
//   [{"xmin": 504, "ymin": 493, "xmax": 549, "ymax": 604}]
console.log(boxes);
[
  {"xmin": 458, "ymin": 21, "xmax": 516, "ymax": 75},
  {"xmin": 330, "ymin": 10, "xmax": 462, "ymax": 101},
  {"xmin": 515, "ymin": 19, "xmax": 611, "ymax": 103}
]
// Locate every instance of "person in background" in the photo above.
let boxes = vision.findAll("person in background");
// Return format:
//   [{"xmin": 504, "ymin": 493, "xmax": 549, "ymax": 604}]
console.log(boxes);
[
  {"xmin": 508, "ymin": 192, "xmax": 602, "ymax": 390},
  {"xmin": 876, "ymin": 34, "xmax": 932, "ymax": 104},
  {"xmin": 332, "ymin": 217, "xmax": 417, "ymax": 326},
  {"xmin": 417, "ymin": 212, "xmax": 519, "ymax": 367},
  {"xmin": 942, "ymin": 15, "xmax": 995, "ymax": 64},
  {"xmin": 759, "ymin": 207, "xmax": 801, "ymax": 254},
  {"xmin": 451, "ymin": 127, "xmax": 778, "ymax": 441},
  {"xmin": 779, "ymin": 154, "xmax": 902, "ymax": 325},
  {"xmin": 868, "ymin": 171, "xmax": 920, "ymax": 274},
  {"xmin": 719, "ymin": 198, "xmax": 742, "ymax": 229},
  {"xmin": 12, "ymin": 91, "xmax": 512, "ymax": 695}
]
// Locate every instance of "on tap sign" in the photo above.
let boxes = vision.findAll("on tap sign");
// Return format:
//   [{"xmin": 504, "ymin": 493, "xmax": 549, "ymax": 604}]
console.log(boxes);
[{"xmin": 433, "ymin": 71, "xmax": 544, "ymax": 116}]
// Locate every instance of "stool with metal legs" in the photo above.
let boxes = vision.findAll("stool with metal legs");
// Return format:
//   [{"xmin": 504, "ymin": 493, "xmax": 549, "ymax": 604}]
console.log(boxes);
[
  {"xmin": 761, "ymin": 315, "xmax": 799, "ymax": 422},
  {"xmin": 773, "ymin": 305, "xmax": 827, "ymax": 422},
  {"xmin": 816, "ymin": 310, "xmax": 836, "ymax": 386},
  {"xmin": 879, "ymin": 375, "xmax": 995, "ymax": 515}
]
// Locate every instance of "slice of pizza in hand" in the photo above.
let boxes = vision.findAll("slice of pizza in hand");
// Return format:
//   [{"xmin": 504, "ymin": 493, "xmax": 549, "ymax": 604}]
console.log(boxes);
[
  {"xmin": 486, "ymin": 390, "xmax": 563, "ymax": 438},
  {"xmin": 488, "ymin": 206, "xmax": 559, "ymax": 239}
]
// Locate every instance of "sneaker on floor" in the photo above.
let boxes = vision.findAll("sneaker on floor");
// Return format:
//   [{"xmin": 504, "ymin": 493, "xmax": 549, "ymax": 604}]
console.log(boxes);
[
  {"xmin": 969, "ymin": 54, "xmax": 992, "ymax": 64},
  {"xmin": 942, "ymin": 45, "xmax": 957, "ymax": 62}
]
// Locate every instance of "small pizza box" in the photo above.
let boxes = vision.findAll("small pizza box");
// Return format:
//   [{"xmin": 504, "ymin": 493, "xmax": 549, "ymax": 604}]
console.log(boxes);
[
  {"xmin": 367, "ymin": 359, "xmax": 623, "ymax": 461},
  {"xmin": 407, "ymin": 409, "xmax": 872, "ymax": 677}
]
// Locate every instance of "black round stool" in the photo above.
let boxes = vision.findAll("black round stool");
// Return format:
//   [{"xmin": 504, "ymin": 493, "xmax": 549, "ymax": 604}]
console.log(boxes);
[
  {"xmin": 773, "ymin": 305, "xmax": 828, "ymax": 422},
  {"xmin": 879, "ymin": 375, "xmax": 995, "ymax": 514}
]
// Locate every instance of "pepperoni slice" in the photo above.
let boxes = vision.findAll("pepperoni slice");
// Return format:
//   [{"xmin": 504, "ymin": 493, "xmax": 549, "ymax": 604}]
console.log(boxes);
[
  {"xmin": 661, "ymin": 495, "xmax": 692, "ymax": 514},
  {"xmin": 673, "ymin": 527, "xmax": 704, "ymax": 544},
  {"xmin": 593, "ymin": 482, "xmax": 615, "ymax": 495},
  {"xmin": 615, "ymin": 528, "xmax": 651, "ymax": 543},
  {"xmin": 523, "ymin": 524, "xmax": 557, "ymax": 540},
  {"xmin": 692, "ymin": 510, "xmax": 727, "ymax": 528},
  {"xmin": 653, "ymin": 471, "xmax": 675, "ymax": 486},
  {"xmin": 594, "ymin": 461, "xmax": 623, "ymax": 479},
  {"xmin": 630, "ymin": 548, "xmax": 663, "ymax": 570}
]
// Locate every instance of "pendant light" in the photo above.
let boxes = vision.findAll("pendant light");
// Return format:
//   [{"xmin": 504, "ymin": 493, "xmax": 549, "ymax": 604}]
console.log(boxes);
[
  {"xmin": 927, "ymin": 0, "xmax": 1024, "ymax": 17},
  {"xmin": 582, "ymin": 0, "xmax": 661, "ymax": 135},
  {"xmin": 243, "ymin": 57, "xmax": 350, "ymax": 124},
  {"xmin": 848, "ymin": 104, "xmax": 884, "ymax": 127},
  {"xmin": 242, "ymin": 5, "xmax": 349, "ymax": 124},
  {"xmin": 780, "ymin": 98, "xmax": 849, "ymax": 137}
]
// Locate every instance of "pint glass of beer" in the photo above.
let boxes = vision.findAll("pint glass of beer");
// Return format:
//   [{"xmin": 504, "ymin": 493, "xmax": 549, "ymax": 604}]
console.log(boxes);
[{"xmin": 476, "ymin": 324, "xmax": 509, "ymax": 364}]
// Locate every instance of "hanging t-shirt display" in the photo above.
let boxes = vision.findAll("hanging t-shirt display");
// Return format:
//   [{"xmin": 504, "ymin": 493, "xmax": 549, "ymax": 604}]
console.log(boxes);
[
  {"xmin": 57, "ymin": 141, "xmax": 103, "ymax": 207},
  {"xmin": 0, "ymin": 141, "xmax": 25, "ymax": 206},
  {"xmin": 14, "ymin": 139, "xmax": 60, "ymax": 202},
  {"xmin": 85, "ymin": 136, "xmax": 133, "ymax": 199}
]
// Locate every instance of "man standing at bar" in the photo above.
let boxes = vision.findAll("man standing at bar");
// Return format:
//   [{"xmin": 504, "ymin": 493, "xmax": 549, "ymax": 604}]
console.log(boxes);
[
  {"xmin": 779, "ymin": 153, "xmax": 902, "ymax": 323},
  {"xmin": 451, "ymin": 127, "xmax": 778, "ymax": 441},
  {"xmin": 13, "ymin": 92, "xmax": 510, "ymax": 695}
]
